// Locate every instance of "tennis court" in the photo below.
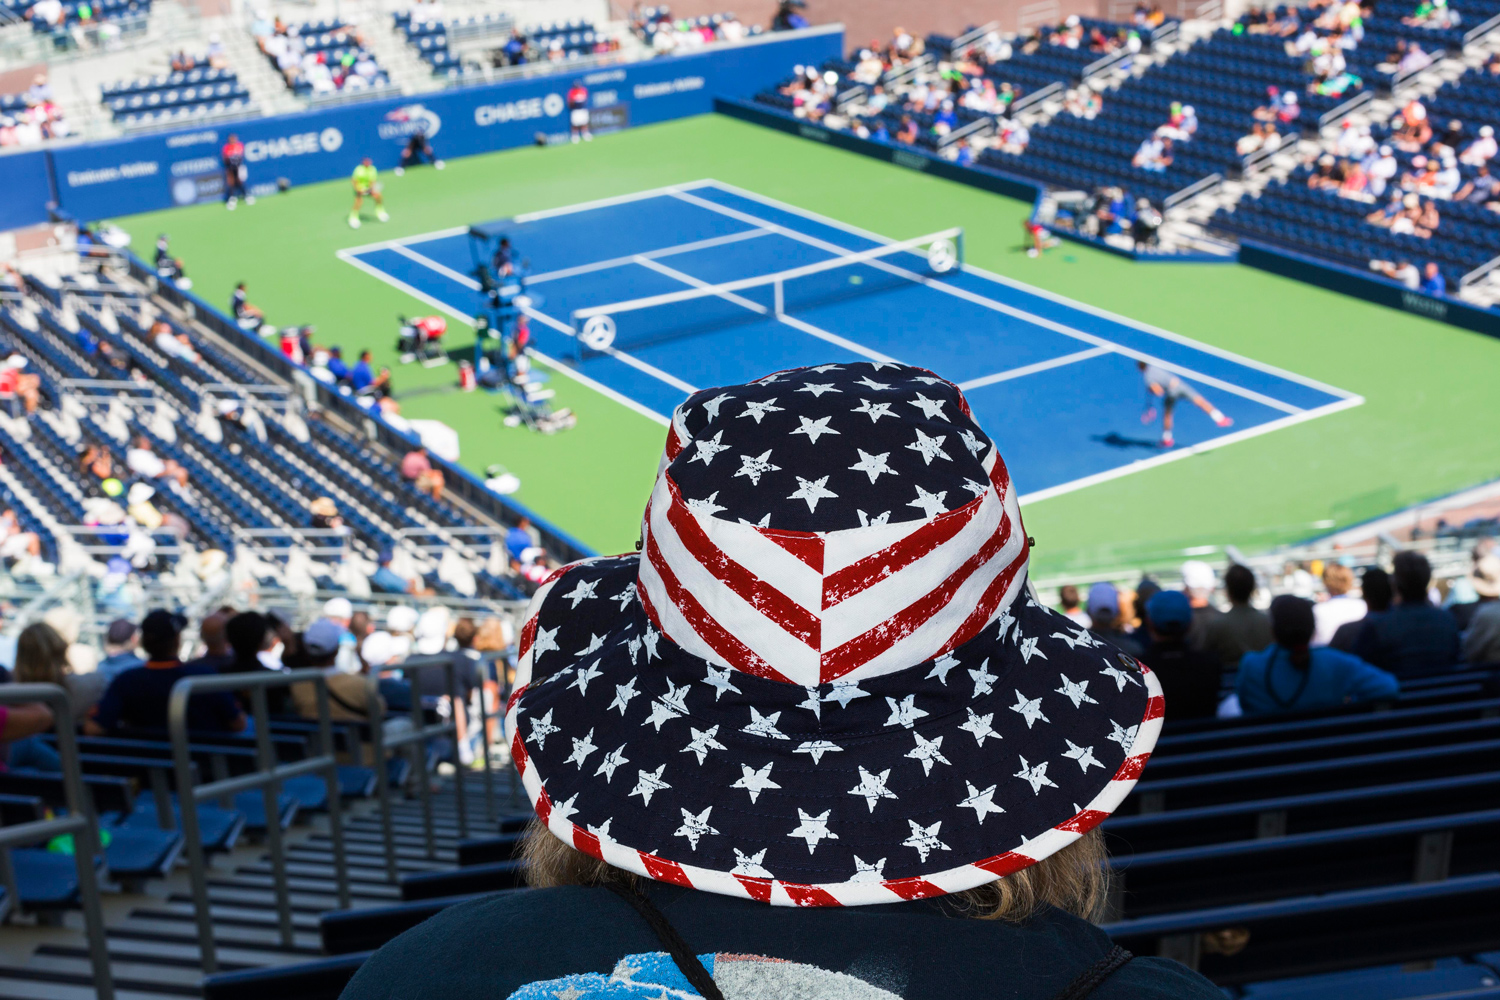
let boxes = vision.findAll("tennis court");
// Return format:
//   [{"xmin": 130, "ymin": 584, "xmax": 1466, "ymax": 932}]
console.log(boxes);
[{"xmin": 338, "ymin": 178, "xmax": 1362, "ymax": 501}]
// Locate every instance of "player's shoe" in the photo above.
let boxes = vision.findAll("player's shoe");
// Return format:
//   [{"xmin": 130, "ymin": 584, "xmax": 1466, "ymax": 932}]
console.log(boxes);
[
  {"xmin": 1210, "ymin": 409, "xmax": 1233, "ymax": 428},
  {"xmin": 246, "ymin": 194, "xmax": 256, "ymax": 205},
  {"xmin": 571, "ymin": 133, "xmax": 580, "ymax": 144},
  {"xmin": 376, "ymin": 209, "xmax": 390, "ymax": 223},
  {"xmin": 394, "ymin": 166, "xmax": 404, "ymax": 176},
  {"xmin": 226, "ymin": 197, "xmax": 237, "ymax": 211},
  {"xmin": 435, "ymin": 160, "xmax": 445, "ymax": 169},
  {"xmin": 1160, "ymin": 431, "xmax": 1174, "ymax": 449},
  {"xmin": 1026, "ymin": 248, "xmax": 1039, "ymax": 258},
  {"xmin": 348, "ymin": 214, "xmax": 361, "ymax": 229},
  {"xmin": 583, "ymin": 131, "xmax": 592, "ymax": 142}
]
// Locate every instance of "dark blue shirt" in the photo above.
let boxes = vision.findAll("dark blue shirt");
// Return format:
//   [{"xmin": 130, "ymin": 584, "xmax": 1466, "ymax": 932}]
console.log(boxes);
[
  {"xmin": 343, "ymin": 883, "xmax": 1222, "ymax": 1000},
  {"xmin": 349, "ymin": 360, "xmax": 374, "ymax": 391},
  {"xmin": 506, "ymin": 525, "xmax": 534, "ymax": 561},
  {"xmin": 1237, "ymin": 644, "xmax": 1399, "ymax": 715},
  {"xmin": 93, "ymin": 661, "xmax": 243, "ymax": 733},
  {"xmin": 1353, "ymin": 602, "xmax": 1461, "ymax": 679},
  {"xmin": 327, "ymin": 356, "xmax": 350, "ymax": 380},
  {"xmin": 1419, "ymin": 272, "xmax": 1446, "ymax": 296}
]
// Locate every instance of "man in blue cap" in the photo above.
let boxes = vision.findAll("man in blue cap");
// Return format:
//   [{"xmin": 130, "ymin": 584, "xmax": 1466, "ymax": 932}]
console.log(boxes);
[{"xmin": 1142, "ymin": 590, "xmax": 1225, "ymax": 718}]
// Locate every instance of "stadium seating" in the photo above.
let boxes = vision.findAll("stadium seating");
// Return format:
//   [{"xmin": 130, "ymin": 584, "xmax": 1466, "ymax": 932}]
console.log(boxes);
[
  {"xmin": 396, "ymin": 13, "xmax": 601, "ymax": 78},
  {"xmin": 256, "ymin": 20, "xmax": 393, "ymax": 97},
  {"xmin": 101, "ymin": 68, "xmax": 254, "ymax": 125}
]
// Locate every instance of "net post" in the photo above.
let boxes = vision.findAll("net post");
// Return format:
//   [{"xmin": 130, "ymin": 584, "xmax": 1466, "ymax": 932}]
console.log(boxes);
[{"xmin": 956, "ymin": 229, "xmax": 966, "ymax": 268}]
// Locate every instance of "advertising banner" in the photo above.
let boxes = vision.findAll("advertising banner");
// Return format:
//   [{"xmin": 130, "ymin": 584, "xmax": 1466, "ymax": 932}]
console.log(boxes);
[
  {"xmin": 0, "ymin": 149, "xmax": 56, "ymax": 230},
  {"xmin": 44, "ymin": 25, "xmax": 841, "ymax": 221}
]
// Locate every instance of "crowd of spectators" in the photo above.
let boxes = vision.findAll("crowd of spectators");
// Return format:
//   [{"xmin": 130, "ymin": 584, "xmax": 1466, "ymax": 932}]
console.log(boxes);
[
  {"xmin": 489, "ymin": 25, "xmax": 621, "ymax": 68},
  {"xmin": 629, "ymin": 6, "xmax": 750, "ymax": 55},
  {"xmin": 1057, "ymin": 543, "xmax": 1499, "ymax": 720},
  {"xmin": 249, "ymin": 12, "xmax": 383, "ymax": 95},
  {"xmin": 0, "ymin": 73, "xmax": 70, "ymax": 148}
]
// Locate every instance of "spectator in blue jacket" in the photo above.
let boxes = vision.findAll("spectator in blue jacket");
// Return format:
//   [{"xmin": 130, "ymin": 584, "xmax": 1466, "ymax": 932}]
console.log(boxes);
[
  {"xmin": 1238, "ymin": 595, "xmax": 1399, "ymax": 715},
  {"xmin": 349, "ymin": 349, "xmax": 374, "ymax": 392},
  {"xmin": 326, "ymin": 346, "xmax": 350, "ymax": 382},
  {"xmin": 1354, "ymin": 551, "xmax": 1461, "ymax": 678}
]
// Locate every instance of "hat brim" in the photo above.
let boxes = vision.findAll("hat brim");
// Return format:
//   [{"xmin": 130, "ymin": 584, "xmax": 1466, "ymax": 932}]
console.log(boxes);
[{"xmin": 508, "ymin": 556, "xmax": 1162, "ymax": 907}]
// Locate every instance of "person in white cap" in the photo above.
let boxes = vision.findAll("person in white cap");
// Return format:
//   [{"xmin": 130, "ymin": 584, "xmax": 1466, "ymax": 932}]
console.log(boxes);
[
  {"xmin": 291, "ymin": 619, "xmax": 381, "ymax": 722},
  {"xmin": 1461, "ymin": 124, "xmax": 1498, "ymax": 167},
  {"xmin": 386, "ymin": 605, "xmax": 418, "ymax": 658},
  {"xmin": 1179, "ymin": 559, "xmax": 1222, "ymax": 651},
  {"xmin": 0, "ymin": 355, "xmax": 40, "ymax": 415}
]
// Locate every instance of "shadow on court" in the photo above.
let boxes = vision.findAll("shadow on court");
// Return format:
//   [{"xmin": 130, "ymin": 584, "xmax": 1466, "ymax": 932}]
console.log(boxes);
[{"xmin": 1092, "ymin": 431, "xmax": 1162, "ymax": 451}]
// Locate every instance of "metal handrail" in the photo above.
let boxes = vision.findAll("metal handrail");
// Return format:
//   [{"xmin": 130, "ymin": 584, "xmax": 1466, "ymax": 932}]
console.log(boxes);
[
  {"xmin": 364, "ymin": 653, "xmax": 495, "ymax": 881},
  {"xmin": 168, "ymin": 669, "xmax": 349, "ymax": 974},
  {"xmin": 936, "ymin": 114, "xmax": 996, "ymax": 148},
  {"xmin": 1463, "ymin": 11, "xmax": 1500, "ymax": 45},
  {"xmin": 1461, "ymin": 252, "xmax": 1500, "ymax": 288},
  {"xmin": 1082, "ymin": 46, "xmax": 1134, "ymax": 80},
  {"xmin": 0, "ymin": 684, "xmax": 114, "ymax": 1000},
  {"xmin": 1164, "ymin": 172, "xmax": 1223, "ymax": 211},
  {"xmin": 950, "ymin": 20, "xmax": 1001, "ymax": 53},
  {"xmin": 1009, "ymin": 80, "xmax": 1064, "ymax": 116},
  {"xmin": 1392, "ymin": 53, "xmax": 1443, "ymax": 94},
  {"xmin": 1242, "ymin": 142, "xmax": 1280, "ymax": 176},
  {"xmin": 1317, "ymin": 89, "xmax": 1372, "ymax": 130}
]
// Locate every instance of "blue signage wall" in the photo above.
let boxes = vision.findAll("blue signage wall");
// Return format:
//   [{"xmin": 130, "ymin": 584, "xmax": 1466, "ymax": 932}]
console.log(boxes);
[
  {"xmin": 37, "ymin": 26, "xmax": 841, "ymax": 222},
  {"xmin": 0, "ymin": 149, "xmax": 56, "ymax": 231}
]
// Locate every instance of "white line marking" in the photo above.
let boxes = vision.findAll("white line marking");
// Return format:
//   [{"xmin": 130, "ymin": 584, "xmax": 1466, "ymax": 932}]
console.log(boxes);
[
  {"xmin": 774, "ymin": 312, "xmax": 902, "ymax": 364},
  {"xmin": 339, "ymin": 225, "xmax": 470, "ymax": 256},
  {"xmin": 334, "ymin": 249, "xmax": 674, "ymax": 426},
  {"xmin": 510, "ymin": 180, "xmax": 716, "ymax": 223},
  {"xmin": 527, "ymin": 228, "xmax": 775, "ymax": 284},
  {"xmin": 1017, "ymin": 395, "xmax": 1366, "ymax": 504},
  {"xmin": 958, "ymin": 347, "xmax": 1112, "ymax": 391},
  {"xmin": 668, "ymin": 188, "xmax": 1304, "ymax": 416},
  {"xmin": 389, "ymin": 242, "xmax": 481, "ymax": 288},
  {"xmin": 632, "ymin": 255, "xmax": 768, "ymax": 314},
  {"xmin": 519, "ymin": 299, "xmax": 700, "ymax": 397},
  {"xmin": 698, "ymin": 179, "xmax": 1361, "ymax": 402}
]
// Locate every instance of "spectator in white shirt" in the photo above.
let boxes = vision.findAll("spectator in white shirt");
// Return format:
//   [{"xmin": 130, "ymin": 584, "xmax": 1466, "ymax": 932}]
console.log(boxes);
[
  {"xmin": 1372, "ymin": 258, "xmax": 1420, "ymax": 288},
  {"xmin": 1461, "ymin": 125, "xmax": 1497, "ymax": 166},
  {"xmin": 1367, "ymin": 145, "xmax": 1398, "ymax": 196},
  {"xmin": 1432, "ymin": 155, "xmax": 1461, "ymax": 199},
  {"xmin": 1313, "ymin": 563, "xmax": 1367, "ymax": 646},
  {"xmin": 126, "ymin": 435, "xmax": 190, "ymax": 486}
]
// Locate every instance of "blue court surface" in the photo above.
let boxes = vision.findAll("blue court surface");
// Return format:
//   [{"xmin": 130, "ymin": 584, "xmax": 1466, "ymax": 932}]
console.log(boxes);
[{"xmin": 338, "ymin": 179, "xmax": 1363, "ymax": 502}]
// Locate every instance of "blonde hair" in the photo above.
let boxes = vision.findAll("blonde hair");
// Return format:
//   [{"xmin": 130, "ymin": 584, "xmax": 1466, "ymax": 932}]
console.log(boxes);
[
  {"xmin": 14, "ymin": 622, "xmax": 70, "ymax": 686},
  {"xmin": 519, "ymin": 820, "xmax": 1111, "ymax": 923},
  {"xmin": 1323, "ymin": 563, "xmax": 1354, "ymax": 596}
]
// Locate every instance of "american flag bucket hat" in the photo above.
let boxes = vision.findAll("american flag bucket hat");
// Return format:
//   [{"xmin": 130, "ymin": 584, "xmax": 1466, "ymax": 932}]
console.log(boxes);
[{"xmin": 506, "ymin": 363, "xmax": 1163, "ymax": 906}]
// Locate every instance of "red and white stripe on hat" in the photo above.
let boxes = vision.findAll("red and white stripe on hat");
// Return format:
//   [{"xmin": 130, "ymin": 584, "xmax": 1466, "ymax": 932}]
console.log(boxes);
[{"xmin": 639, "ymin": 425, "xmax": 1030, "ymax": 688}]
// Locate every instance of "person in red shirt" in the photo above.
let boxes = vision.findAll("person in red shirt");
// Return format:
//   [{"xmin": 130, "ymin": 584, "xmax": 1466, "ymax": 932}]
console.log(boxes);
[
  {"xmin": 221, "ymin": 133, "xmax": 251, "ymax": 209},
  {"xmin": 0, "ymin": 355, "xmax": 40, "ymax": 414},
  {"xmin": 566, "ymin": 81, "xmax": 591, "ymax": 143}
]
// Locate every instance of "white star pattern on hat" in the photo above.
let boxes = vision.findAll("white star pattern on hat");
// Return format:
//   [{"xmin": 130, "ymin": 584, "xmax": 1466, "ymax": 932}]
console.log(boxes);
[
  {"xmin": 908, "ymin": 484, "xmax": 948, "ymax": 520},
  {"xmin": 790, "ymin": 414, "xmax": 840, "ymax": 445},
  {"xmin": 926, "ymin": 652, "xmax": 960, "ymax": 685},
  {"xmin": 551, "ymin": 793, "xmax": 580, "ymax": 825},
  {"xmin": 902, "ymin": 819, "xmax": 950, "ymax": 862},
  {"xmin": 1010, "ymin": 690, "xmax": 1051, "ymax": 729},
  {"xmin": 847, "ymin": 766, "xmax": 899, "ymax": 813},
  {"xmin": 642, "ymin": 625, "xmax": 661, "ymax": 661},
  {"xmin": 906, "ymin": 427, "xmax": 951, "ymax": 465},
  {"xmin": 1062, "ymin": 740, "xmax": 1104, "ymax": 772},
  {"xmin": 823, "ymin": 680, "xmax": 870, "ymax": 708},
  {"xmin": 788, "ymin": 808, "xmax": 838, "ymax": 854},
  {"xmin": 1051, "ymin": 627, "xmax": 1100, "ymax": 650},
  {"xmin": 1108, "ymin": 720, "xmax": 1140, "ymax": 751},
  {"xmin": 701, "ymin": 665, "xmax": 742, "ymax": 702},
  {"xmin": 642, "ymin": 680, "xmax": 691, "ymax": 731},
  {"xmin": 1014, "ymin": 756, "xmax": 1059, "ymax": 795},
  {"xmin": 673, "ymin": 806, "xmax": 718, "ymax": 850},
  {"xmin": 959, "ymin": 428, "xmax": 985, "ymax": 457},
  {"xmin": 908, "ymin": 392, "xmax": 948, "ymax": 421},
  {"xmin": 560, "ymin": 578, "xmax": 599, "ymax": 608},
  {"xmin": 567, "ymin": 661, "xmax": 603, "ymax": 698},
  {"xmin": 1018, "ymin": 636, "xmax": 1047, "ymax": 664},
  {"xmin": 848, "ymin": 449, "xmax": 897, "ymax": 484},
  {"xmin": 577, "ymin": 634, "xmax": 606, "ymax": 657},
  {"xmin": 884, "ymin": 694, "xmax": 929, "ymax": 729},
  {"xmin": 969, "ymin": 659, "xmax": 997, "ymax": 698},
  {"xmin": 629, "ymin": 764, "xmax": 671, "ymax": 807},
  {"xmin": 850, "ymin": 856, "xmax": 887, "ymax": 882},
  {"xmin": 797, "ymin": 687, "xmax": 822, "ymax": 720},
  {"xmin": 1100, "ymin": 661, "xmax": 1142, "ymax": 691},
  {"xmin": 731, "ymin": 761, "xmax": 781, "ymax": 802},
  {"xmin": 611, "ymin": 586, "xmax": 637, "ymax": 611},
  {"xmin": 961, "ymin": 478, "xmax": 988, "ymax": 499},
  {"xmin": 1054, "ymin": 674, "xmax": 1100, "ymax": 709},
  {"xmin": 563, "ymin": 728, "xmax": 598, "ymax": 769},
  {"xmin": 854, "ymin": 376, "xmax": 891, "ymax": 392},
  {"xmin": 734, "ymin": 449, "xmax": 780, "ymax": 486},
  {"xmin": 529, "ymin": 709, "xmax": 560, "ymax": 751},
  {"xmin": 857, "ymin": 509, "xmax": 891, "ymax": 527},
  {"xmin": 794, "ymin": 740, "xmax": 843, "ymax": 764},
  {"xmin": 700, "ymin": 393, "xmax": 732, "ymax": 420},
  {"xmin": 852, "ymin": 398, "xmax": 897, "ymax": 422},
  {"xmin": 739, "ymin": 398, "xmax": 784, "ymax": 423},
  {"xmin": 531, "ymin": 624, "xmax": 560, "ymax": 659},
  {"xmin": 906, "ymin": 732, "xmax": 951, "ymax": 775},
  {"xmin": 595, "ymin": 745, "xmax": 629, "ymax": 782},
  {"xmin": 958, "ymin": 782, "xmax": 1006, "ymax": 824},
  {"xmin": 787, "ymin": 475, "xmax": 838, "ymax": 513},
  {"xmin": 690, "ymin": 430, "xmax": 731, "ymax": 466},
  {"xmin": 732, "ymin": 847, "xmax": 774, "ymax": 879},
  {"xmin": 680, "ymin": 725, "xmax": 727, "ymax": 765},
  {"xmin": 685, "ymin": 492, "xmax": 728, "ymax": 518},
  {"xmin": 959, "ymin": 707, "xmax": 1002, "ymax": 747},
  {"xmin": 797, "ymin": 381, "xmax": 840, "ymax": 397},
  {"xmin": 742, "ymin": 707, "xmax": 789, "ymax": 739},
  {"xmin": 609, "ymin": 677, "xmax": 640, "ymax": 716}
]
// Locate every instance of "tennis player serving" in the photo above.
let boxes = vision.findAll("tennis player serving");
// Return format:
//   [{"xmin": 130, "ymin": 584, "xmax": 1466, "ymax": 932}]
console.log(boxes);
[
  {"xmin": 1138, "ymin": 359, "xmax": 1233, "ymax": 449},
  {"xmin": 348, "ymin": 157, "xmax": 389, "ymax": 230}
]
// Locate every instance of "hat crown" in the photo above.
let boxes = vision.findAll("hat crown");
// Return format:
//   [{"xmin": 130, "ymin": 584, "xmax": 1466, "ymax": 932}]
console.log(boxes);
[{"xmin": 638, "ymin": 364, "xmax": 1030, "ymax": 689}]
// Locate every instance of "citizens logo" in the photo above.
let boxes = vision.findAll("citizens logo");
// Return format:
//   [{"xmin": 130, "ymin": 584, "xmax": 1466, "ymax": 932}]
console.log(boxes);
[{"xmin": 379, "ymin": 104, "xmax": 442, "ymax": 141}]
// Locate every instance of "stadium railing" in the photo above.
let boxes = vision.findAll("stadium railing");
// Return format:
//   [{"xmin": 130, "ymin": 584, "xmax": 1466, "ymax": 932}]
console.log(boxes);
[
  {"xmin": 1152, "ymin": 696, "xmax": 1500, "ymax": 755},
  {"xmin": 0, "ymin": 684, "xmax": 115, "ymax": 1000},
  {"xmin": 168, "ymin": 668, "xmax": 350, "ymax": 974}
]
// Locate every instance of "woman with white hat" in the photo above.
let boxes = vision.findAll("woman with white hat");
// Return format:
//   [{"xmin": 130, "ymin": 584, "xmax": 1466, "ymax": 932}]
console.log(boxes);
[{"xmin": 344, "ymin": 365, "xmax": 1216, "ymax": 1000}]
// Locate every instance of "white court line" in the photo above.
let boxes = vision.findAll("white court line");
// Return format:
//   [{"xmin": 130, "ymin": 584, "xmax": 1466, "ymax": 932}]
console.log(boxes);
[
  {"xmin": 528, "ymin": 228, "xmax": 774, "ymax": 284},
  {"xmin": 334, "ymin": 249, "xmax": 674, "ymax": 426},
  {"xmin": 511, "ymin": 179, "xmax": 716, "ymax": 223},
  {"xmin": 958, "ymin": 347, "xmax": 1113, "ymax": 391},
  {"xmin": 669, "ymin": 187, "xmax": 1305, "ymax": 416},
  {"xmin": 339, "ymin": 225, "xmax": 470, "ymax": 257},
  {"xmin": 383, "ymin": 242, "xmax": 700, "ymax": 397},
  {"xmin": 634, "ymin": 256, "xmax": 768, "ymax": 312},
  {"xmin": 1017, "ymin": 396, "xmax": 1366, "ymax": 504},
  {"xmin": 699, "ymin": 179, "xmax": 1362, "ymax": 403}
]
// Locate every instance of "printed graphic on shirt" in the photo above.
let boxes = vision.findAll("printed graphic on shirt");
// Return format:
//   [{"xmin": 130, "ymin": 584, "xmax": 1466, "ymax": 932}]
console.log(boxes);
[{"xmin": 506, "ymin": 950, "xmax": 902, "ymax": 999}]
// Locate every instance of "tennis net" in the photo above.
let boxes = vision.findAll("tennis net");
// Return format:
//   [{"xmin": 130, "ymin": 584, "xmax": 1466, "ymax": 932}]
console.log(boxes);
[{"xmin": 566, "ymin": 227, "xmax": 965, "ymax": 359}]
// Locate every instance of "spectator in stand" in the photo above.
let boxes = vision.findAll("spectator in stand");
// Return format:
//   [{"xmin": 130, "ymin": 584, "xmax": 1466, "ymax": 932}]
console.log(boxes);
[
  {"xmin": 231, "ymin": 282, "xmax": 264, "ymax": 331},
  {"xmin": 1235, "ymin": 595, "xmax": 1398, "ymax": 715},
  {"xmin": 207, "ymin": 34, "xmax": 230, "ymax": 69},
  {"xmin": 1313, "ymin": 562, "xmax": 1367, "ymax": 646},
  {"xmin": 88, "ymin": 610, "xmax": 247, "ymax": 734},
  {"xmin": 126, "ymin": 434, "xmax": 189, "ymax": 487},
  {"xmin": 1200, "ymin": 563, "xmax": 1272, "ymax": 669},
  {"xmin": 223, "ymin": 611, "xmax": 290, "ymax": 714},
  {"xmin": 1355, "ymin": 551, "xmax": 1460, "ymax": 678},
  {"xmin": 395, "ymin": 132, "xmax": 444, "ymax": 175},
  {"xmin": 1180, "ymin": 560, "xmax": 1222, "ymax": 651},
  {"xmin": 401, "ymin": 445, "xmax": 445, "ymax": 501},
  {"xmin": 1463, "ymin": 560, "xmax": 1500, "ymax": 664},
  {"xmin": 371, "ymin": 548, "xmax": 422, "ymax": 596},
  {"xmin": 222, "ymin": 133, "xmax": 250, "ymax": 210},
  {"xmin": 1, "ymin": 697, "xmax": 57, "ymax": 772},
  {"xmin": 1419, "ymin": 262, "xmax": 1446, "ymax": 297},
  {"xmin": 1372, "ymin": 258, "xmax": 1421, "ymax": 288},
  {"xmin": 325, "ymin": 345, "xmax": 351, "ymax": 383},
  {"xmin": 1455, "ymin": 164, "xmax": 1500, "ymax": 209},
  {"xmin": 1460, "ymin": 125, "xmax": 1497, "ymax": 167},
  {"xmin": 1450, "ymin": 545, "xmax": 1500, "ymax": 631},
  {"xmin": 1330, "ymin": 567, "xmax": 1391, "ymax": 651},
  {"xmin": 310, "ymin": 496, "xmax": 344, "ymax": 532},
  {"xmin": 0, "ymin": 508, "xmax": 41, "ymax": 564},
  {"xmin": 1132, "ymin": 134, "xmax": 1172, "ymax": 171},
  {"xmin": 0, "ymin": 355, "xmax": 40, "ymax": 414},
  {"xmin": 349, "ymin": 349, "xmax": 375, "ymax": 392},
  {"xmin": 187, "ymin": 610, "xmax": 235, "ymax": 672},
  {"xmin": 1141, "ymin": 589, "xmax": 1222, "ymax": 718},
  {"xmin": 1057, "ymin": 584, "xmax": 1090, "ymax": 628},
  {"xmin": 14, "ymin": 621, "xmax": 106, "ymax": 723},
  {"xmin": 289, "ymin": 619, "xmax": 374, "ymax": 721},
  {"xmin": 1086, "ymin": 578, "xmax": 1140, "ymax": 656},
  {"xmin": 1366, "ymin": 145, "xmax": 1398, "ymax": 197},
  {"xmin": 1393, "ymin": 99, "xmax": 1433, "ymax": 152},
  {"xmin": 97, "ymin": 618, "xmax": 143, "ymax": 683}
]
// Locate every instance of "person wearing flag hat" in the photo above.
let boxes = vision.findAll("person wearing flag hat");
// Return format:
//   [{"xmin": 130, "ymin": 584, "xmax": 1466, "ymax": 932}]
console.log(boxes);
[{"xmin": 345, "ymin": 363, "xmax": 1215, "ymax": 1000}]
